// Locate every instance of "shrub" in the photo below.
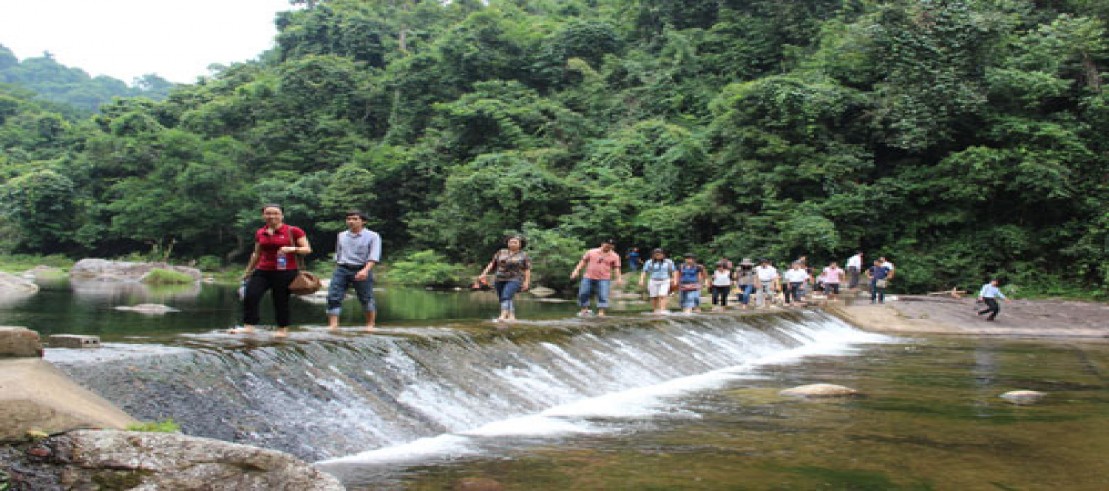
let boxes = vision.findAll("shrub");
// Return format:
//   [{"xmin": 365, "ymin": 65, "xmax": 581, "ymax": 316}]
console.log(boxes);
[
  {"xmin": 195, "ymin": 255, "xmax": 222, "ymax": 272},
  {"xmin": 386, "ymin": 250, "xmax": 468, "ymax": 287},
  {"xmin": 142, "ymin": 268, "xmax": 194, "ymax": 285}
]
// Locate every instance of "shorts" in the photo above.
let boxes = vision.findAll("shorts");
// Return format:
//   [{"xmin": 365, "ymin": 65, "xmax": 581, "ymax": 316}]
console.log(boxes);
[{"xmin": 648, "ymin": 278, "xmax": 671, "ymax": 298}]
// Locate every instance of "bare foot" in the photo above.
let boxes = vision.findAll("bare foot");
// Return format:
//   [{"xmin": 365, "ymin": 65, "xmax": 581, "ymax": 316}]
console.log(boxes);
[
  {"xmin": 228, "ymin": 326, "xmax": 255, "ymax": 334},
  {"xmin": 273, "ymin": 329, "xmax": 289, "ymax": 338},
  {"xmin": 364, "ymin": 325, "xmax": 376, "ymax": 333}
]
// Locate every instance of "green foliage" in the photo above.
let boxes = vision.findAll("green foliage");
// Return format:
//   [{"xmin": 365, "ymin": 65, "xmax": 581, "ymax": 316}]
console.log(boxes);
[
  {"xmin": 142, "ymin": 268, "xmax": 194, "ymax": 285},
  {"xmin": 125, "ymin": 418, "xmax": 181, "ymax": 433},
  {"xmin": 385, "ymin": 250, "xmax": 468, "ymax": 287},
  {"xmin": 521, "ymin": 223, "xmax": 586, "ymax": 292},
  {"xmin": 0, "ymin": 254, "xmax": 73, "ymax": 273}
]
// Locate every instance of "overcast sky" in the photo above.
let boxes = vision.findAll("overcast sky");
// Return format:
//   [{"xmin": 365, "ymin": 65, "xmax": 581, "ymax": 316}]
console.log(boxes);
[{"xmin": 0, "ymin": 0, "xmax": 297, "ymax": 84}]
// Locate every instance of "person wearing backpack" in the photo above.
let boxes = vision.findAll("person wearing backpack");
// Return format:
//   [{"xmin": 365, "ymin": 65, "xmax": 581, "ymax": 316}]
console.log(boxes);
[{"xmin": 638, "ymin": 248, "xmax": 677, "ymax": 314}]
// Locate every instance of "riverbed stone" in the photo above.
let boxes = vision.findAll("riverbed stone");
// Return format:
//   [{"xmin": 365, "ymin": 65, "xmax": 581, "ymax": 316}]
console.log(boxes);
[
  {"xmin": 47, "ymin": 334, "xmax": 101, "ymax": 349},
  {"xmin": 529, "ymin": 286, "xmax": 556, "ymax": 297},
  {"xmin": 69, "ymin": 259, "xmax": 201, "ymax": 282},
  {"xmin": 114, "ymin": 303, "xmax": 180, "ymax": 314},
  {"xmin": 0, "ymin": 430, "xmax": 345, "ymax": 490},
  {"xmin": 0, "ymin": 271, "xmax": 39, "ymax": 295},
  {"xmin": 780, "ymin": 383, "xmax": 860, "ymax": 398},
  {"xmin": 0, "ymin": 358, "xmax": 136, "ymax": 441},
  {"xmin": 1000, "ymin": 390, "xmax": 1047, "ymax": 405},
  {"xmin": 0, "ymin": 326, "xmax": 42, "ymax": 358}
]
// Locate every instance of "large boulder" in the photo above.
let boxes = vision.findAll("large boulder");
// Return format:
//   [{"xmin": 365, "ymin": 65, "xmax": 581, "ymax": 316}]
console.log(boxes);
[
  {"xmin": 0, "ymin": 326, "xmax": 42, "ymax": 358},
  {"xmin": 0, "ymin": 271, "xmax": 39, "ymax": 295},
  {"xmin": 69, "ymin": 259, "xmax": 201, "ymax": 283},
  {"xmin": 0, "ymin": 358, "xmax": 136, "ymax": 441},
  {"xmin": 2, "ymin": 430, "xmax": 344, "ymax": 490}
]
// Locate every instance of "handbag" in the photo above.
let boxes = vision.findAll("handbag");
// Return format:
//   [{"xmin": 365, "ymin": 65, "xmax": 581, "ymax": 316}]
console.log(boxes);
[
  {"xmin": 285, "ymin": 228, "xmax": 322, "ymax": 295},
  {"xmin": 875, "ymin": 279, "xmax": 889, "ymax": 289}
]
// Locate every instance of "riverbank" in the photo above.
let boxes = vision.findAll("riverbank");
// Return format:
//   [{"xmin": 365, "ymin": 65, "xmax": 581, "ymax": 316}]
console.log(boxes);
[{"xmin": 830, "ymin": 295, "xmax": 1109, "ymax": 338}]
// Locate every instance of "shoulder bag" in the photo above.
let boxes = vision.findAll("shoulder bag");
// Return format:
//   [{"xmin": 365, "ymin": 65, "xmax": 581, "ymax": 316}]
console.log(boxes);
[{"xmin": 286, "ymin": 226, "xmax": 322, "ymax": 295}]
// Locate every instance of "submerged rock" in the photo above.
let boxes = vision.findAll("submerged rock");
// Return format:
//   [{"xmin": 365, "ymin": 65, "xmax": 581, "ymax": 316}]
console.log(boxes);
[
  {"xmin": 114, "ymin": 303, "xmax": 180, "ymax": 314},
  {"xmin": 1000, "ymin": 390, "xmax": 1046, "ymax": 405},
  {"xmin": 780, "ymin": 383, "xmax": 860, "ymax": 398},
  {"xmin": 70, "ymin": 258, "xmax": 201, "ymax": 282}
]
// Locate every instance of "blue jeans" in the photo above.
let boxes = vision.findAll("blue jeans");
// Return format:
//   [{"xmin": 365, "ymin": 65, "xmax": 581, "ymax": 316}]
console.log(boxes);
[
  {"xmin": 870, "ymin": 280, "xmax": 885, "ymax": 303},
  {"xmin": 327, "ymin": 266, "xmax": 376, "ymax": 316},
  {"xmin": 736, "ymin": 284, "xmax": 755, "ymax": 305},
  {"xmin": 679, "ymin": 287, "xmax": 700, "ymax": 309},
  {"xmin": 577, "ymin": 278, "xmax": 611, "ymax": 309},
  {"xmin": 495, "ymin": 280, "xmax": 522, "ymax": 312}
]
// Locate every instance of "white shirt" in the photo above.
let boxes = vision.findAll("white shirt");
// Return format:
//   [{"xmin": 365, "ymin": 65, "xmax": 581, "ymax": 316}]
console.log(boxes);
[
  {"xmin": 755, "ymin": 265, "xmax": 779, "ymax": 282},
  {"xmin": 712, "ymin": 270, "xmax": 732, "ymax": 286},
  {"xmin": 881, "ymin": 261, "xmax": 895, "ymax": 271},
  {"xmin": 846, "ymin": 254, "xmax": 862, "ymax": 269},
  {"xmin": 783, "ymin": 269, "xmax": 810, "ymax": 283}
]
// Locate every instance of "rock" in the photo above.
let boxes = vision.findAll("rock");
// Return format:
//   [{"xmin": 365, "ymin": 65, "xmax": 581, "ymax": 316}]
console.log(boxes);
[
  {"xmin": 114, "ymin": 303, "xmax": 180, "ymax": 314},
  {"xmin": 0, "ymin": 271, "xmax": 39, "ymax": 295},
  {"xmin": 48, "ymin": 430, "xmax": 344, "ymax": 490},
  {"xmin": 69, "ymin": 259, "xmax": 201, "ymax": 283},
  {"xmin": 0, "ymin": 358, "xmax": 137, "ymax": 441},
  {"xmin": 528, "ymin": 286, "xmax": 557, "ymax": 297},
  {"xmin": 779, "ymin": 383, "xmax": 860, "ymax": 398},
  {"xmin": 1000, "ymin": 390, "xmax": 1046, "ymax": 405},
  {"xmin": 47, "ymin": 334, "xmax": 102, "ymax": 349},
  {"xmin": 0, "ymin": 326, "xmax": 42, "ymax": 358}
]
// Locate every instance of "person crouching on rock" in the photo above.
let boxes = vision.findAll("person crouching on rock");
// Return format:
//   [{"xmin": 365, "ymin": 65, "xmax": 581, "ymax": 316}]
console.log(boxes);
[
  {"xmin": 233, "ymin": 204, "xmax": 312, "ymax": 338},
  {"xmin": 977, "ymin": 278, "xmax": 1010, "ymax": 322},
  {"xmin": 327, "ymin": 210, "xmax": 381, "ymax": 333}
]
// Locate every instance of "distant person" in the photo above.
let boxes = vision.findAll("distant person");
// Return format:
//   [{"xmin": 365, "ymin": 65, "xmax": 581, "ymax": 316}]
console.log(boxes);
[
  {"xmin": 879, "ymin": 256, "xmax": 896, "ymax": 279},
  {"xmin": 234, "ymin": 204, "xmax": 312, "ymax": 338},
  {"xmin": 821, "ymin": 261, "xmax": 845, "ymax": 301},
  {"xmin": 733, "ymin": 258, "xmax": 757, "ymax": 310},
  {"xmin": 626, "ymin": 247, "xmax": 642, "ymax": 271},
  {"xmin": 477, "ymin": 235, "xmax": 531, "ymax": 323},
  {"xmin": 717, "ymin": 256, "xmax": 734, "ymax": 270},
  {"xmin": 866, "ymin": 259, "xmax": 891, "ymax": 304},
  {"xmin": 709, "ymin": 260, "xmax": 734, "ymax": 311},
  {"xmin": 977, "ymin": 278, "xmax": 1009, "ymax": 322},
  {"xmin": 678, "ymin": 253, "xmax": 707, "ymax": 314},
  {"xmin": 782, "ymin": 262, "xmax": 811, "ymax": 306},
  {"xmin": 754, "ymin": 259, "xmax": 780, "ymax": 308},
  {"xmin": 638, "ymin": 249, "xmax": 677, "ymax": 314},
  {"xmin": 846, "ymin": 251, "xmax": 864, "ymax": 289},
  {"xmin": 326, "ymin": 210, "xmax": 381, "ymax": 333},
  {"xmin": 571, "ymin": 239, "xmax": 623, "ymax": 317}
]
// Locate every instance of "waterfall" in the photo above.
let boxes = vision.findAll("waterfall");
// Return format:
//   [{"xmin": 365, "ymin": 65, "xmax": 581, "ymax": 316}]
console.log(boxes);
[{"xmin": 49, "ymin": 311, "xmax": 885, "ymax": 462}]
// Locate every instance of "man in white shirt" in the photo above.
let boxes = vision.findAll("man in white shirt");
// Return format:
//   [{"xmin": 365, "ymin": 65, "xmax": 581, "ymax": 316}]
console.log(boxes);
[
  {"xmin": 782, "ymin": 262, "xmax": 812, "ymax": 306},
  {"xmin": 754, "ymin": 259, "xmax": 780, "ymax": 308},
  {"xmin": 846, "ymin": 251, "xmax": 863, "ymax": 289},
  {"xmin": 879, "ymin": 256, "xmax": 896, "ymax": 280}
]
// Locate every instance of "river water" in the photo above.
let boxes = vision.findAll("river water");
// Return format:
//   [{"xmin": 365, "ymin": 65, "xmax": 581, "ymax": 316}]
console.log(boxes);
[{"xmin": 5, "ymin": 279, "xmax": 1108, "ymax": 489}]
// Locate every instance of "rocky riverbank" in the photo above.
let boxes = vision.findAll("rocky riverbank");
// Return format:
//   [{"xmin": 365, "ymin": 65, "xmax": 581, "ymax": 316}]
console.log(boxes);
[{"xmin": 830, "ymin": 295, "xmax": 1109, "ymax": 338}]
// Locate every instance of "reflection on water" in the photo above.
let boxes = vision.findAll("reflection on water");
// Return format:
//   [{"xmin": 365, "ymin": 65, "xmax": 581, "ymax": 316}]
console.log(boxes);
[
  {"xmin": 0, "ymin": 279, "xmax": 596, "ymax": 340},
  {"xmin": 340, "ymin": 338, "xmax": 1109, "ymax": 490}
]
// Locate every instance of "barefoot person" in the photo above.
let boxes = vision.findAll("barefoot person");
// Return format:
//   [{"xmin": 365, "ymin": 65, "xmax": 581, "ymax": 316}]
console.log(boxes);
[
  {"xmin": 754, "ymin": 259, "xmax": 780, "ymax": 308},
  {"xmin": 639, "ymin": 248, "xmax": 677, "ymax": 314},
  {"xmin": 571, "ymin": 239, "xmax": 623, "ymax": 317},
  {"xmin": 821, "ymin": 261, "xmax": 845, "ymax": 301},
  {"xmin": 326, "ymin": 210, "xmax": 381, "ymax": 333},
  {"xmin": 734, "ymin": 258, "xmax": 757, "ymax": 309},
  {"xmin": 477, "ymin": 235, "xmax": 531, "ymax": 322},
  {"xmin": 236, "ymin": 204, "xmax": 312, "ymax": 338},
  {"xmin": 782, "ymin": 261, "xmax": 811, "ymax": 306},
  {"xmin": 678, "ymin": 253, "xmax": 707, "ymax": 314},
  {"xmin": 977, "ymin": 278, "xmax": 1009, "ymax": 322},
  {"xmin": 866, "ymin": 259, "xmax": 891, "ymax": 304},
  {"xmin": 709, "ymin": 260, "xmax": 733, "ymax": 311}
]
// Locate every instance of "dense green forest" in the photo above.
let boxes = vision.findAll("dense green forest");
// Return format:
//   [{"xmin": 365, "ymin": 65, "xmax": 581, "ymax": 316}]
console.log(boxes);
[
  {"xmin": 1, "ymin": 0, "xmax": 1106, "ymax": 295},
  {"xmin": 0, "ymin": 44, "xmax": 174, "ymax": 114}
]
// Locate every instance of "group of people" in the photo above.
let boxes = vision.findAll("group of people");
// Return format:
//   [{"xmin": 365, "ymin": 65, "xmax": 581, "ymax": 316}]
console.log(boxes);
[{"xmin": 231, "ymin": 204, "xmax": 1009, "ymax": 335}]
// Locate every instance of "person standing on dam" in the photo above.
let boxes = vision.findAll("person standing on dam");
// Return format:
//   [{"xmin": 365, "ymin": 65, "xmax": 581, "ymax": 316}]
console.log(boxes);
[
  {"xmin": 571, "ymin": 239, "xmax": 623, "ymax": 317},
  {"xmin": 327, "ymin": 210, "xmax": 382, "ymax": 333}
]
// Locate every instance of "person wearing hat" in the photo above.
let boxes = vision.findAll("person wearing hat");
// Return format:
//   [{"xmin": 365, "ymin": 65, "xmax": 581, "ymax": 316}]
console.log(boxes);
[
  {"xmin": 754, "ymin": 258, "xmax": 780, "ymax": 308},
  {"xmin": 733, "ymin": 258, "xmax": 757, "ymax": 309},
  {"xmin": 571, "ymin": 239, "xmax": 623, "ymax": 317},
  {"xmin": 638, "ymin": 248, "xmax": 677, "ymax": 314},
  {"xmin": 678, "ymin": 253, "xmax": 707, "ymax": 313}
]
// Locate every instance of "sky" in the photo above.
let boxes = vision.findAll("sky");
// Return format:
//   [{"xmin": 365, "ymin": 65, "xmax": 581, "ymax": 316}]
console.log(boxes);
[{"xmin": 0, "ymin": 0, "xmax": 298, "ymax": 84}]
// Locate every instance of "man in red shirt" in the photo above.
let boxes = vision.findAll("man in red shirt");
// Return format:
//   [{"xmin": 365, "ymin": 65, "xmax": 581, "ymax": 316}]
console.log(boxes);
[{"xmin": 570, "ymin": 239, "xmax": 624, "ymax": 317}]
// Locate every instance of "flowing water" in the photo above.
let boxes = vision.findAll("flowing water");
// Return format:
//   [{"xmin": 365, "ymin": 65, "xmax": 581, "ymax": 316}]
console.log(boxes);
[{"xmin": 7, "ymin": 279, "xmax": 1109, "ymax": 489}]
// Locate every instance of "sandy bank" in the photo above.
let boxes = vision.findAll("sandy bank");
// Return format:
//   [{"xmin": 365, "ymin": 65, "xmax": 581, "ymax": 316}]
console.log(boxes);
[{"xmin": 830, "ymin": 296, "xmax": 1109, "ymax": 338}]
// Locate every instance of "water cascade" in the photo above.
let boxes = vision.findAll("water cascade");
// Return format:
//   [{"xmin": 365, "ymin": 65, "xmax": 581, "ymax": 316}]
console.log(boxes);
[{"xmin": 50, "ymin": 311, "xmax": 882, "ymax": 463}]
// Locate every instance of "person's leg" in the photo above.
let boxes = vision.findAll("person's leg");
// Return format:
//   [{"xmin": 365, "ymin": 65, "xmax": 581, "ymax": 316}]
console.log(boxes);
[
  {"xmin": 877, "ymin": 286, "xmax": 885, "ymax": 304},
  {"xmin": 680, "ymin": 290, "xmax": 693, "ymax": 313},
  {"xmin": 783, "ymin": 283, "xmax": 793, "ymax": 304},
  {"xmin": 870, "ymin": 281, "xmax": 878, "ymax": 303},
  {"xmin": 326, "ymin": 267, "xmax": 353, "ymax": 330},
  {"xmin": 755, "ymin": 283, "xmax": 766, "ymax": 307},
  {"xmin": 494, "ymin": 281, "xmax": 510, "ymax": 320},
  {"xmin": 848, "ymin": 267, "xmax": 859, "ymax": 289},
  {"xmin": 577, "ymin": 279, "xmax": 594, "ymax": 314},
  {"xmin": 239, "ymin": 271, "xmax": 270, "ymax": 333},
  {"xmin": 985, "ymin": 298, "xmax": 1000, "ymax": 321},
  {"xmin": 828, "ymin": 283, "xmax": 839, "ymax": 300},
  {"xmin": 501, "ymin": 280, "xmax": 522, "ymax": 320},
  {"xmin": 271, "ymin": 270, "xmax": 297, "ymax": 337},
  {"xmin": 595, "ymin": 280, "xmax": 611, "ymax": 316},
  {"xmin": 352, "ymin": 270, "xmax": 377, "ymax": 331},
  {"xmin": 656, "ymin": 279, "xmax": 671, "ymax": 313}
]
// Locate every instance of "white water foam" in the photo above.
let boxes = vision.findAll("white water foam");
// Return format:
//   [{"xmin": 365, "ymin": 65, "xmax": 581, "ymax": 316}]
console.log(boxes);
[{"xmin": 321, "ymin": 318, "xmax": 892, "ymax": 465}]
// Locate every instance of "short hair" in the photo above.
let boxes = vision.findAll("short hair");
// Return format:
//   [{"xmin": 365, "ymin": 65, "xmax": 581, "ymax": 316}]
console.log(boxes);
[
  {"xmin": 345, "ymin": 210, "xmax": 370, "ymax": 221},
  {"xmin": 601, "ymin": 238, "xmax": 616, "ymax": 245},
  {"xmin": 261, "ymin": 203, "xmax": 283, "ymax": 213}
]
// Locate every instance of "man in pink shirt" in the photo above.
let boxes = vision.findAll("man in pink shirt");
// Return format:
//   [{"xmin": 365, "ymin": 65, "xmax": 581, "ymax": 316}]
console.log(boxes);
[
  {"xmin": 821, "ymin": 261, "xmax": 846, "ymax": 301},
  {"xmin": 570, "ymin": 239, "xmax": 624, "ymax": 317}
]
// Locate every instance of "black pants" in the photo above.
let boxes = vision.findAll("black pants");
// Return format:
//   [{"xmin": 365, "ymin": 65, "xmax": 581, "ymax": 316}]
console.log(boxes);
[
  {"xmin": 243, "ymin": 269, "xmax": 298, "ymax": 326},
  {"xmin": 847, "ymin": 267, "xmax": 860, "ymax": 288},
  {"xmin": 978, "ymin": 298, "xmax": 1000, "ymax": 320},
  {"xmin": 711, "ymin": 286, "xmax": 730, "ymax": 306},
  {"xmin": 785, "ymin": 282, "xmax": 803, "ymax": 304}
]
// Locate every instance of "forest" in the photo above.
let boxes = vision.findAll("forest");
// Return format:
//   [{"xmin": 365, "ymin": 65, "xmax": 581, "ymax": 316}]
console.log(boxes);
[{"xmin": 0, "ymin": 0, "xmax": 1106, "ymax": 295}]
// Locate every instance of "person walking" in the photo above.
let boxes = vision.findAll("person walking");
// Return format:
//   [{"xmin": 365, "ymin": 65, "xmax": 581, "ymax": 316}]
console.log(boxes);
[
  {"xmin": 866, "ymin": 259, "xmax": 891, "ymax": 304},
  {"xmin": 821, "ymin": 261, "xmax": 845, "ymax": 301},
  {"xmin": 733, "ymin": 258, "xmax": 757, "ymax": 310},
  {"xmin": 846, "ymin": 251, "xmax": 863, "ymax": 289},
  {"xmin": 477, "ymin": 235, "xmax": 531, "ymax": 323},
  {"xmin": 754, "ymin": 259, "xmax": 780, "ymax": 308},
  {"xmin": 571, "ymin": 239, "xmax": 623, "ymax": 317},
  {"xmin": 709, "ymin": 260, "xmax": 734, "ymax": 311},
  {"xmin": 626, "ymin": 247, "xmax": 641, "ymax": 272},
  {"xmin": 638, "ymin": 249, "xmax": 677, "ymax": 314},
  {"xmin": 234, "ymin": 204, "xmax": 312, "ymax": 338},
  {"xmin": 782, "ymin": 262, "xmax": 811, "ymax": 306},
  {"xmin": 977, "ymin": 279, "xmax": 1009, "ymax": 321},
  {"xmin": 326, "ymin": 210, "xmax": 381, "ymax": 333},
  {"xmin": 678, "ymin": 253, "xmax": 707, "ymax": 314}
]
